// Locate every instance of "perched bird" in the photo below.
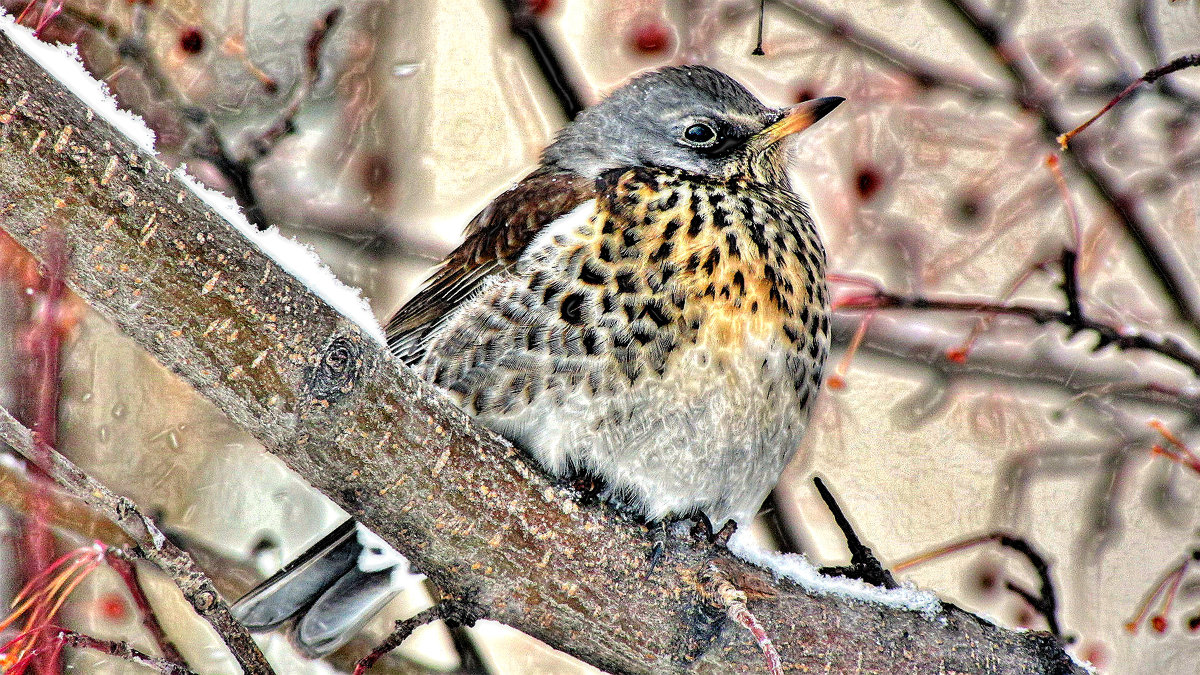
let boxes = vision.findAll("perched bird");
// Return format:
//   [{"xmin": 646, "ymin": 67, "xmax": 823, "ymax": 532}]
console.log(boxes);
[{"xmin": 233, "ymin": 65, "xmax": 842, "ymax": 657}]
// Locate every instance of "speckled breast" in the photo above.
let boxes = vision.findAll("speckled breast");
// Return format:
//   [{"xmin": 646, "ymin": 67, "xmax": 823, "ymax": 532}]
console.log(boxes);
[{"xmin": 418, "ymin": 167, "xmax": 830, "ymax": 526}]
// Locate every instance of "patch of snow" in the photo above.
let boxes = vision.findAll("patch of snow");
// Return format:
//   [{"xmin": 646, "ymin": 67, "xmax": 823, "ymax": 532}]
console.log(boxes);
[
  {"xmin": 0, "ymin": 12, "xmax": 156, "ymax": 153},
  {"xmin": 728, "ymin": 529, "xmax": 942, "ymax": 616},
  {"xmin": 173, "ymin": 168, "xmax": 386, "ymax": 343},
  {"xmin": 1068, "ymin": 650, "xmax": 1100, "ymax": 675}
]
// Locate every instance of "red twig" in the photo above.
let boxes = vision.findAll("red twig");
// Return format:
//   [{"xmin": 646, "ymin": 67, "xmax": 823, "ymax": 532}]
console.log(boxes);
[
  {"xmin": 13, "ymin": 228, "xmax": 71, "ymax": 675},
  {"xmin": 16, "ymin": 0, "xmax": 62, "ymax": 37},
  {"xmin": 1057, "ymin": 54, "xmax": 1200, "ymax": 149},
  {"xmin": 105, "ymin": 551, "xmax": 188, "ymax": 668},
  {"xmin": 0, "ymin": 544, "xmax": 105, "ymax": 672},
  {"xmin": 1147, "ymin": 420, "xmax": 1200, "ymax": 475},
  {"xmin": 1126, "ymin": 550, "xmax": 1198, "ymax": 634},
  {"xmin": 0, "ymin": 409, "xmax": 276, "ymax": 674},
  {"xmin": 700, "ymin": 563, "xmax": 783, "ymax": 675}
]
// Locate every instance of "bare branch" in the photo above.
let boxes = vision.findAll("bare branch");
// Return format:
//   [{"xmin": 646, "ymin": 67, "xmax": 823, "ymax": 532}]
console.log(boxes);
[
  {"xmin": 835, "ymin": 288, "xmax": 1200, "ymax": 377},
  {"xmin": 354, "ymin": 600, "xmax": 484, "ymax": 675},
  {"xmin": 1057, "ymin": 53, "xmax": 1200, "ymax": 148},
  {"xmin": 498, "ymin": 0, "xmax": 585, "ymax": 120},
  {"xmin": 56, "ymin": 629, "xmax": 197, "ymax": 675},
  {"xmin": 939, "ymin": 0, "xmax": 1200, "ymax": 335},
  {"xmin": 0, "ymin": 407, "xmax": 275, "ymax": 675},
  {"xmin": 770, "ymin": 0, "xmax": 1008, "ymax": 100}
]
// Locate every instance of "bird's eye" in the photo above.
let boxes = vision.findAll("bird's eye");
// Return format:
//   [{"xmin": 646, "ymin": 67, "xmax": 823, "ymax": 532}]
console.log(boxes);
[{"xmin": 682, "ymin": 123, "xmax": 717, "ymax": 147}]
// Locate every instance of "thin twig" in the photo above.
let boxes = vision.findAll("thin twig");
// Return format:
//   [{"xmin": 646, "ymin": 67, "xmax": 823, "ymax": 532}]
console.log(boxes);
[
  {"xmin": 892, "ymin": 531, "xmax": 1062, "ymax": 638},
  {"xmin": 812, "ymin": 476, "xmax": 897, "ymax": 589},
  {"xmin": 1057, "ymin": 53, "xmax": 1200, "ymax": 148},
  {"xmin": 0, "ymin": 406, "xmax": 276, "ymax": 675},
  {"xmin": 835, "ymin": 287, "xmax": 1200, "ymax": 377},
  {"xmin": 353, "ymin": 599, "xmax": 485, "ymax": 675},
  {"xmin": 56, "ymin": 628, "xmax": 196, "ymax": 675},
  {"xmin": 769, "ymin": 0, "xmax": 1007, "ymax": 100},
  {"xmin": 752, "ymin": 0, "xmax": 766, "ymax": 56},
  {"xmin": 248, "ymin": 7, "xmax": 343, "ymax": 157},
  {"xmin": 44, "ymin": 3, "xmax": 269, "ymax": 229},
  {"xmin": 1132, "ymin": 0, "xmax": 1200, "ymax": 110},
  {"xmin": 50, "ymin": 3, "xmax": 342, "ymax": 229}
]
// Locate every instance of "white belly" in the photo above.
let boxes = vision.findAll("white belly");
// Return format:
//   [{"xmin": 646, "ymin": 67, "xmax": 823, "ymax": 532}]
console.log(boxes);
[{"xmin": 474, "ymin": 330, "xmax": 809, "ymax": 527}]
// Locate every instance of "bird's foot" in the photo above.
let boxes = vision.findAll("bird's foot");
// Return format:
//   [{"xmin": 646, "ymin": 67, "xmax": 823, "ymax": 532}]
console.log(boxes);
[
  {"xmin": 645, "ymin": 521, "xmax": 669, "ymax": 579},
  {"xmin": 688, "ymin": 513, "xmax": 738, "ymax": 548}
]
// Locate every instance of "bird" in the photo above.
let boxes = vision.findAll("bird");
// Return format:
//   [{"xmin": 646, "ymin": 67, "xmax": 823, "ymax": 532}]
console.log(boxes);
[{"xmin": 232, "ymin": 64, "xmax": 842, "ymax": 658}]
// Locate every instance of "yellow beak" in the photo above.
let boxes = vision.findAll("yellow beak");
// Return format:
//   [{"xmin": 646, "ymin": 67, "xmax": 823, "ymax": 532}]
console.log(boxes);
[{"xmin": 759, "ymin": 96, "xmax": 845, "ymax": 145}]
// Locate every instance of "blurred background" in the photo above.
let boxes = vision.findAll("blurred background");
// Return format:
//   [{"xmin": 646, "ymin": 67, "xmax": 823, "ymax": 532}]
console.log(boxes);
[{"xmin": 1, "ymin": 0, "xmax": 1199, "ymax": 673}]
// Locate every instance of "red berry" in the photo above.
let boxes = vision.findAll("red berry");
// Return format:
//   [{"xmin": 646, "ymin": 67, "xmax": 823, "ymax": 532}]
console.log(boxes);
[
  {"xmin": 360, "ymin": 153, "xmax": 393, "ymax": 197},
  {"xmin": 179, "ymin": 27, "xmax": 205, "ymax": 55},
  {"xmin": 1151, "ymin": 616, "xmax": 1168, "ymax": 633},
  {"xmin": 630, "ymin": 23, "xmax": 671, "ymax": 55},
  {"xmin": 854, "ymin": 165, "xmax": 883, "ymax": 201},
  {"xmin": 1078, "ymin": 641, "xmax": 1108, "ymax": 669},
  {"xmin": 527, "ymin": 0, "xmax": 553, "ymax": 15},
  {"xmin": 98, "ymin": 594, "xmax": 127, "ymax": 621},
  {"xmin": 946, "ymin": 348, "xmax": 968, "ymax": 364}
]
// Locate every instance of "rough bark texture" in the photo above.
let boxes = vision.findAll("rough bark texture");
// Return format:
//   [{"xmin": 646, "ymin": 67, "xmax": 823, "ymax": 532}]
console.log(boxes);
[{"xmin": 0, "ymin": 33, "xmax": 1084, "ymax": 675}]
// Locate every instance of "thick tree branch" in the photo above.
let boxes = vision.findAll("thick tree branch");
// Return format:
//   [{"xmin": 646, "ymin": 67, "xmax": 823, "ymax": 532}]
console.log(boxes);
[{"xmin": 0, "ymin": 31, "xmax": 1083, "ymax": 674}]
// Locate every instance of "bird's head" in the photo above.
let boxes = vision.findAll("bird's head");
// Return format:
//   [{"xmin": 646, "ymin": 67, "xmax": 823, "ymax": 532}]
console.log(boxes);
[{"xmin": 542, "ymin": 65, "xmax": 842, "ymax": 185}]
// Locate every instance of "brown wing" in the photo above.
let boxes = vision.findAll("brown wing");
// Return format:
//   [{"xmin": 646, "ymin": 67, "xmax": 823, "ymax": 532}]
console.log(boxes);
[{"xmin": 385, "ymin": 168, "xmax": 596, "ymax": 365}]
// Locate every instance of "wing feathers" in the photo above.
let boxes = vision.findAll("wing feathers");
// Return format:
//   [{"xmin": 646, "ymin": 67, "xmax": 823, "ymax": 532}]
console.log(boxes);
[{"xmin": 386, "ymin": 169, "xmax": 595, "ymax": 365}]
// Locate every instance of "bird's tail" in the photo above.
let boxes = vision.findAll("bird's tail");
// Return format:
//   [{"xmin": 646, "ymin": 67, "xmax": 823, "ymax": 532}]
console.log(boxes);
[{"xmin": 231, "ymin": 519, "xmax": 417, "ymax": 658}]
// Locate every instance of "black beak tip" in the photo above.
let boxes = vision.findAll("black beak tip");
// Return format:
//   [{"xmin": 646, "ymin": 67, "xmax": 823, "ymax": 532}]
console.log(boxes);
[{"xmin": 811, "ymin": 96, "xmax": 845, "ymax": 121}]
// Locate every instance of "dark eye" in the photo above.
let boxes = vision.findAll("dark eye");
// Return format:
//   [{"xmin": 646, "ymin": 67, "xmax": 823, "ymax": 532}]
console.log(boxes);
[{"xmin": 682, "ymin": 123, "xmax": 717, "ymax": 146}]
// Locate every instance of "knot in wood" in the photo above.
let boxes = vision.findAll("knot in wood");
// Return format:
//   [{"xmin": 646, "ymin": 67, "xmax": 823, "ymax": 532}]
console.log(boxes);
[
  {"xmin": 306, "ymin": 334, "xmax": 365, "ymax": 403},
  {"xmin": 195, "ymin": 590, "xmax": 215, "ymax": 611}
]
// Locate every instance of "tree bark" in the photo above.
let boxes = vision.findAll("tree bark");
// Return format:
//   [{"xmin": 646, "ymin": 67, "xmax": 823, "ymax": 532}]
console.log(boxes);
[{"xmin": 0, "ymin": 31, "xmax": 1084, "ymax": 675}]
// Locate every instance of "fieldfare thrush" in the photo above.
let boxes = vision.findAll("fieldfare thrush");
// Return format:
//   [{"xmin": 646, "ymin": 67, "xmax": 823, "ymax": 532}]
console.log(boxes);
[{"xmin": 233, "ymin": 64, "xmax": 843, "ymax": 657}]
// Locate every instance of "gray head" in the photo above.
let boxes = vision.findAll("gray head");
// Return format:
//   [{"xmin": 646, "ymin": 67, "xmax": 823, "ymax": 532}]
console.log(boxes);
[{"xmin": 542, "ymin": 65, "xmax": 842, "ymax": 183}]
